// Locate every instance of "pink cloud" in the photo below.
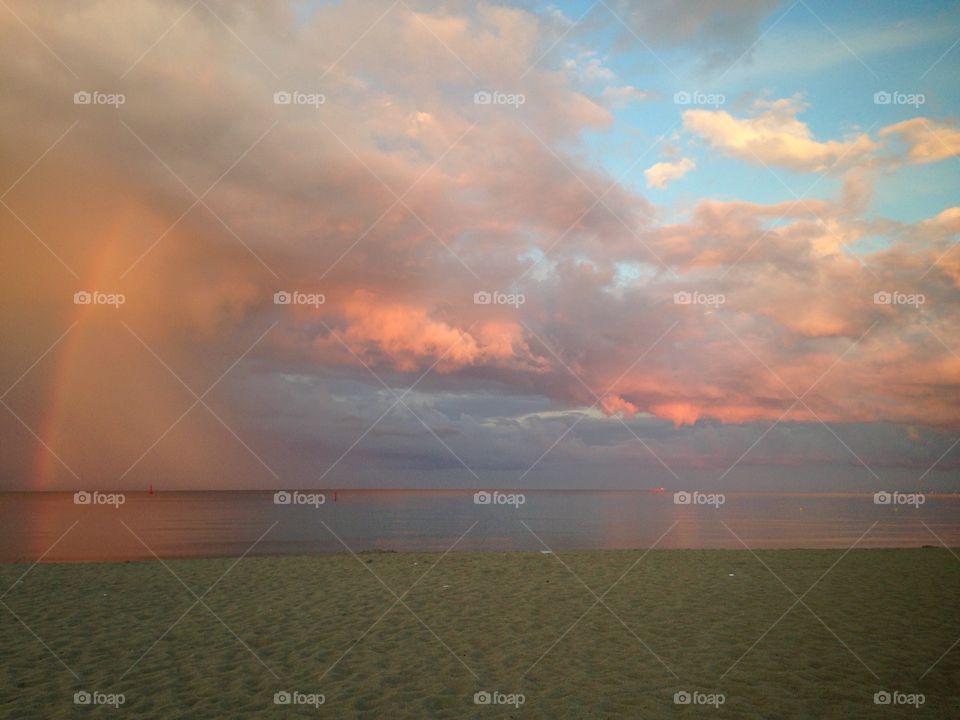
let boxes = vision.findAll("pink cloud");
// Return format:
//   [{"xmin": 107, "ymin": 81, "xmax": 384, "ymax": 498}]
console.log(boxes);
[
  {"xmin": 645, "ymin": 157, "xmax": 695, "ymax": 189},
  {"xmin": 879, "ymin": 118, "xmax": 960, "ymax": 165},
  {"xmin": 684, "ymin": 98, "xmax": 877, "ymax": 172}
]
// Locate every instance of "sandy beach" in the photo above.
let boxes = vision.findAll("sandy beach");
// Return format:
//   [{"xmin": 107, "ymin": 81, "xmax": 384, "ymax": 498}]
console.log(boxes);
[{"xmin": 2, "ymin": 547, "xmax": 958, "ymax": 718}]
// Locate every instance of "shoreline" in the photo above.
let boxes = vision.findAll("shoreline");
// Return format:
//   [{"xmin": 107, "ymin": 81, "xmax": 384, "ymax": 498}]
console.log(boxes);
[
  {"xmin": 4, "ymin": 488, "xmax": 957, "ymax": 495},
  {"xmin": 1, "ymin": 543, "xmax": 954, "ymax": 567}
]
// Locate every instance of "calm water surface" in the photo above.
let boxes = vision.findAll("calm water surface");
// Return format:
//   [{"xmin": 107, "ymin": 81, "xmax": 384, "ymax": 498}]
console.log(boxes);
[{"xmin": 1, "ymin": 490, "xmax": 957, "ymax": 563}]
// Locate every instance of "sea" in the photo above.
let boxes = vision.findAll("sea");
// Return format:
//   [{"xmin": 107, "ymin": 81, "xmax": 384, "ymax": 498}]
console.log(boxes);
[{"xmin": 1, "ymin": 490, "xmax": 957, "ymax": 563}]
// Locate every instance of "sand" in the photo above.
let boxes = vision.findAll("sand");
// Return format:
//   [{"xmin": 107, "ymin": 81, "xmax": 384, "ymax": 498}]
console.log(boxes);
[{"xmin": 1, "ymin": 548, "xmax": 958, "ymax": 718}]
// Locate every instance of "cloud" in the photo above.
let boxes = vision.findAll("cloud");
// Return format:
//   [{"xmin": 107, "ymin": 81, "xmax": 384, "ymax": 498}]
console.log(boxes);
[
  {"xmin": 645, "ymin": 157, "xmax": 695, "ymax": 188},
  {"xmin": 600, "ymin": 0, "xmax": 780, "ymax": 67},
  {"xmin": 599, "ymin": 85, "xmax": 650, "ymax": 107},
  {"xmin": 317, "ymin": 290, "xmax": 535, "ymax": 374},
  {"xmin": 718, "ymin": 19, "xmax": 957, "ymax": 80},
  {"xmin": 0, "ymin": 0, "xmax": 957, "ymax": 491},
  {"xmin": 879, "ymin": 118, "xmax": 960, "ymax": 164},
  {"xmin": 684, "ymin": 98, "xmax": 877, "ymax": 172}
]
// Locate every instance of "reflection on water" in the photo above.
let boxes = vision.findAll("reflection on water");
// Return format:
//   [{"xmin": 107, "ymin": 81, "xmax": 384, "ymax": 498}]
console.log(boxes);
[{"xmin": 1, "ymin": 490, "xmax": 958, "ymax": 563}]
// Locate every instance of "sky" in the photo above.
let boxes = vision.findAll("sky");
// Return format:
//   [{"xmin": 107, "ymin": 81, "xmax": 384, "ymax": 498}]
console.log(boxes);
[{"xmin": 0, "ymin": 0, "xmax": 958, "ymax": 492}]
